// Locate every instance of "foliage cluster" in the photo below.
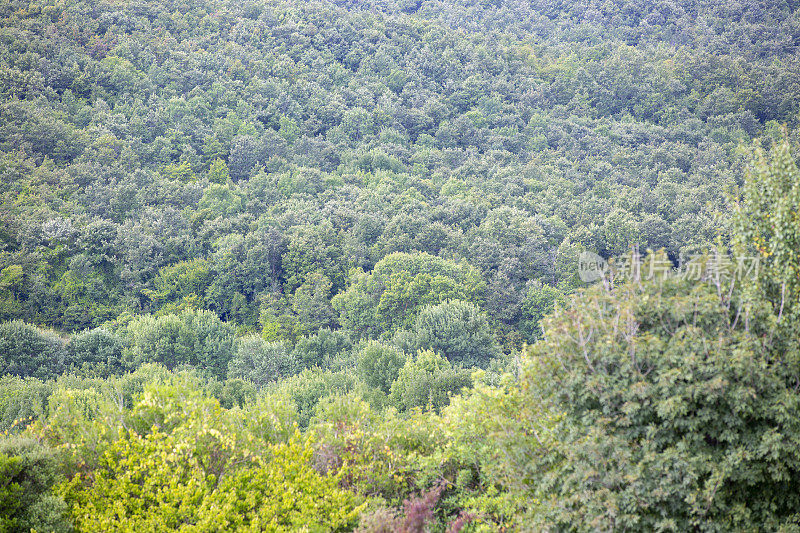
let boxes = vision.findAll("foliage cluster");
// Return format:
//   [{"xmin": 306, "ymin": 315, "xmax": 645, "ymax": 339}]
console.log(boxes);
[
  {"xmin": 3, "ymin": 0, "xmax": 797, "ymax": 348},
  {"xmin": 2, "ymin": 0, "xmax": 800, "ymax": 529}
]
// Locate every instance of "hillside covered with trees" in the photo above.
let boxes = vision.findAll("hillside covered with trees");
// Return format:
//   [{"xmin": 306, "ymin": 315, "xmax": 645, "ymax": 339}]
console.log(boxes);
[{"xmin": 1, "ymin": 0, "xmax": 800, "ymax": 530}]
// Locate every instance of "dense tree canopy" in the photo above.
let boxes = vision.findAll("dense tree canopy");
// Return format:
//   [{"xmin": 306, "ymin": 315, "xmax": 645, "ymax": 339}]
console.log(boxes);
[
  {"xmin": 2, "ymin": 0, "xmax": 800, "ymax": 529},
  {"xmin": 2, "ymin": 0, "xmax": 797, "ymax": 342},
  {"xmin": 520, "ymin": 271, "xmax": 800, "ymax": 530}
]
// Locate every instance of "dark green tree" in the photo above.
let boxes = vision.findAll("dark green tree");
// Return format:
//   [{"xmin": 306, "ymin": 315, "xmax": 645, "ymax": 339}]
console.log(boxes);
[
  {"xmin": 355, "ymin": 341, "xmax": 405, "ymax": 395},
  {"xmin": 0, "ymin": 321, "xmax": 66, "ymax": 380},
  {"xmin": 0, "ymin": 438, "xmax": 71, "ymax": 533},
  {"xmin": 395, "ymin": 300, "xmax": 501, "ymax": 368}
]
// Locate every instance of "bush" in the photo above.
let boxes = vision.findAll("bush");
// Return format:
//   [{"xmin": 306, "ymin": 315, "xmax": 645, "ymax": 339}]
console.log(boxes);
[
  {"xmin": 271, "ymin": 368, "xmax": 359, "ymax": 427},
  {"xmin": 123, "ymin": 310, "xmax": 235, "ymax": 378},
  {"xmin": 53, "ymin": 383, "xmax": 364, "ymax": 532},
  {"xmin": 196, "ymin": 436, "xmax": 366, "ymax": 531},
  {"xmin": 0, "ymin": 437, "xmax": 71, "ymax": 533},
  {"xmin": 355, "ymin": 484, "xmax": 444, "ymax": 533},
  {"xmin": 0, "ymin": 321, "xmax": 66, "ymax": 379},
  {"xmin": 205, "ymin": 378, "xmax": 257, "ymax": 409},
  {"xmin": 397, "ymin": 300, "xmax": 501, "ymax": 367},
  {"xmin": 66, "ymin": 327, "xmax": 125, "ymax": 376},
  {"xmin": 356, "ymin": 341, "xmax": 405, "ymax": 394},
  {"xmin": 389, "ymin": 350, "xmax": 472, "ymax": 412},
  {"xmin": 227, "ymin": 336, "xmax": 295, "ymax": 388},
  {"xmin": 523, "ymin": 270, "xmax": 800, "ymax": 530},
  {"xmin": 291, "ymin": 328, "xmax": 353, "ymax": 371},
  {"xmin": 0, "ymin": 376, "xmax": 52, "ymax": 433}
]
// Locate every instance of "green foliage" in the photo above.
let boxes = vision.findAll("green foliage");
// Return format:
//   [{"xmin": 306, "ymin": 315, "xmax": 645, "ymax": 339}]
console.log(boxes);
[
  {"xmin": 0, "ymin": 265, "xmax": 23, "ymax": 320},
  {"xmin": 291, "ymin": 328, "xmax": 354, "ymax": 372},
  {"xmin": 439, "ymin": 378, "xmax": 555, "ymax": 529},
  {"xmin": 241, "ymin": 392, "xmax": 299, "ymax": 445},
  {"xmin": 65, "ymin": 328, "xmax": 124, "ymax": 376},
  {"xmin": 520, "ymin": 264, "xmax": 800, "ymax": 530},
  {"xmin": 732, "ymin": 130, "xmax": 800, "ymax": 324},
  {"xmin": 291, "ymin": 271, "xmax": 336, "ymax": 335},
  {"xmin": 164, "ymin": 161, "xmax": 196, "ymax": 183},
  {"xmin": 333, "ymin": 252, "xmax": 486, "ymax": 338},
  {"xmin": 308, "ymin": 393, "xmax": 438, "ymax": 501},
  {"xmin": 2, "ymin": 0, "xmax": 800, "ymax": 528},
  {"xmin": 0, "ymin": 320, "xmax": 66, "ymax": 379},
  {"xmin": 0, "ymin": 0, "xmax": 792, "ymax": 348},
  {"xmin": 227, "ymin": 336, "xmax": 295, "ymax": 389},
  {"xmin": 271, "ymin": 368, "xmax": 359, "ymax": 427},
  {"xmin": 124, "ymin": 310, "xmax": 235, "ymax": 378},
  {"xmin": 389, "ymin": 350, "xmax": 473, "ymax": 412},
  {"xmin": 60, "ymin": 429, "xmax": 364, "ymax": 532},
  {"xmin": 282, "ymin": 223, "xmax": 346, "ymax": 294},
  {"xmin": 59, "ymin": 426, "xmax": 358, "ymax": 532},
  {"xmin": 356, "ymin": 341, "xmax": 405, "ymax": 394},
  {"xmin": 519, "ymin": 282, "xmax": 568, "ymax": 343},
  {"xmin": 0, "ymin": 376, "xmax": 52, "ymax": 433},
  {"xmin": 308, "ymin": 384, "xmax": 535, "ymax": 528},
  {"xmin": 0, "ymin": 437, "xmax": 71, "ymax": 533},
  {"xmin": 48, "ymin": 378, "xmax": 364, "ymax": 532},
  {"xmin": 205, "ymin": 378, "xmax": 257, "ymax": 410},
  {"xmin": 602, "ymin": 208, "xmax": 641, "ymax": 257},
  {"xmin": 205, "ymin": 233, "xmax": 277, "ymax": 326},
  {"xmin": 192, "ymin": 436, "xmax": 365, "ymax": 531},
  {"xmin": 198, "ymin": 183, "xmax": 244, "ymax": 217},
  {"xmin": 207, "ymin": 158, "xmax": 230, "ymax": 184},
  {"xmin": 395, "ymin": 300, "xmax": 501, "ymax": 367},
  {"xmin": 148, "ymin": 258, "xmax": 212, "ymax": 313}
]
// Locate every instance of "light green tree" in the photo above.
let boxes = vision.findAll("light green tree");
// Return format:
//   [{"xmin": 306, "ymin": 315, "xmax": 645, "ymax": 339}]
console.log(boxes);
[{"xmin": 333, "ymin": 252, "xmax": 486, "ymax": 338}]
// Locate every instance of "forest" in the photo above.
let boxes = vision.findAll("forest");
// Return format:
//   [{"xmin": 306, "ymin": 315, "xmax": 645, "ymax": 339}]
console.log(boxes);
[{"xmin": 1, "ymin": 0, "xmax": 800, "ymax": 530}]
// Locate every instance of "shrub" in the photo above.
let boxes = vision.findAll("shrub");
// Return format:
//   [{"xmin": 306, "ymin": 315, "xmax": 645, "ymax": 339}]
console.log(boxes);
[
  {"xmin": 0, "ymin": 437, "xmax": 71, "ymax": 533},
  {"xmin": 196, "ymin": 436, "xmax": 366, "ymax": 531},
  {"xmin": 56, "ymin": 397, "xmax": 363, "ymax": 532},
  {"xmin": 356, "ymin": 341, "xmax": 405, "ymax": 394},
  {"xmin": 66, "ymin": 327, "xmax": 125, "ymax": 376},
  {"xmin": 123, "ymin": 310, "xmax": 235, "ymax": 378},
  {"xmin": 0, "ymin": 321, "xmax": 66, "ymax": 379},
  {"xmin": 291, "ymin": 328, "xmax": 353, "ymax": 371},
  {"xmin": 227, "ymin": 336, "xmax": 295, "ymax": 388},
  {"xmin": 0, "ymin": 376, "xmax": 52, "ymax": 433},
  {"xmin": 271, "ymin": 368, "xmax": 359, "ymax": 427},
  {"xmin": 205, "ymin": 378, "xmax": 257, "ymax": 409},
  {"xmin": 398, "ymin": 300, "xmax": 501, "ymax": 367},
  {"xmin": 523, "ymin": 270, "xmax": 800, "ymax": 530},
  {"xmin": 389, "ymin": 350, "xmax": 472, "ymax": 412}
]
